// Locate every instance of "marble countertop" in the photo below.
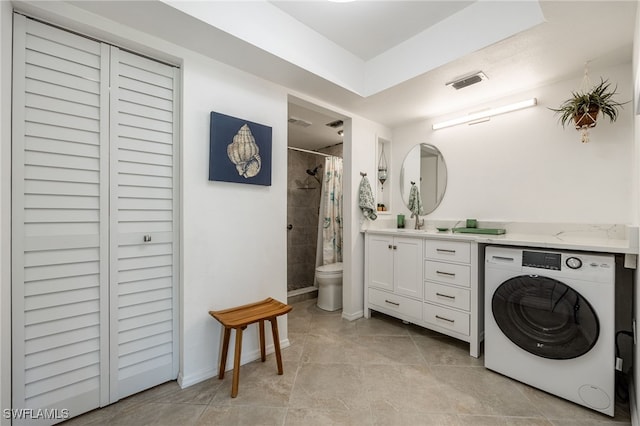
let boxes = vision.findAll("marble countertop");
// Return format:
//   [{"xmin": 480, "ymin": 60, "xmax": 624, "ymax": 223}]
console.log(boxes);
[{"xmin": 364, "ymin": 222, "xmax": 639, "ymax": 255}]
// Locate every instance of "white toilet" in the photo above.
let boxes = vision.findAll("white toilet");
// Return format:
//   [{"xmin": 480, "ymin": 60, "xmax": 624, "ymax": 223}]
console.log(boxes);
[{"xmin": 316, "ymin": 262, "xmax": 343, "ymax": 311}]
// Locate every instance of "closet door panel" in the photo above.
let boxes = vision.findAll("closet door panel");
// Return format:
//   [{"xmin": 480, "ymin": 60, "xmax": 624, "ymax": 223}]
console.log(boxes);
[
  {"xmin": 12, "ymin": 15, "xmax": 110, "ymax": 423},
  {"xmin": 110, "ymin": 47, "xmax": 178, "ymax": 401},
  {"xmin": 14, "ymin": 15, "xmax": 179, "ymax": 420}
]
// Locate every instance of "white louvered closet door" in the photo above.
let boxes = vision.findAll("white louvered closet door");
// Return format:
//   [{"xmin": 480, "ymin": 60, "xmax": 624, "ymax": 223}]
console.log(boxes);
[
  {"xmin": 109, "ymin": 47, "xmax": 179, "ymax": 401},
  {"xmin": 12, "ymin": 15, "xmax": 110, "ymax": 422},
  {"xmin": 12, "ymin": 15, "xmax": 178, "ymax": 423}
]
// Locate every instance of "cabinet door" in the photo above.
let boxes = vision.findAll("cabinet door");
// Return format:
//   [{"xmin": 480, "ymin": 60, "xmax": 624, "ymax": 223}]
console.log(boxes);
[
  {"xmin": 394, "ymin": 237, "xmax": 423, "ymax": 298},
  {"xmin": 367, "ymin": 234, "xmax": 394, "ymax": 291}
]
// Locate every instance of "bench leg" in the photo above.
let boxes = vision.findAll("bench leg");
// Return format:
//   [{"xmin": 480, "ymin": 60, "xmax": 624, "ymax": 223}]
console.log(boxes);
[
  {"xmin": 231, "ymin": 326, "xmax": 245, "ymax": 398},
  {"xmin": 269, "ymin": 318, "xmax": 284, "ymax": 375},
  {"xmin": 218, "ymin": 327, "xmax": 231, "ymax": 380},
  {"xmin": 259, "ymin": 320, "xmax": 266, "ymax": 362}
]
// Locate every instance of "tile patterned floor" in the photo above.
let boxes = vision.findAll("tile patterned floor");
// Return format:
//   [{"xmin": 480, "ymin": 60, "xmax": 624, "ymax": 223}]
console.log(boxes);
[{"xmin": 63, "ymin": 299, "xmax": 632, "ymax": 425}]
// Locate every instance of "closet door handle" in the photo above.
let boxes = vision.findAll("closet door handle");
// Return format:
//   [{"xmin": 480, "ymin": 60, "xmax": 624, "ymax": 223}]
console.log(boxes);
[{"xmin": 435, "ymin": 315, "xmax": 455, "ymax": 323}]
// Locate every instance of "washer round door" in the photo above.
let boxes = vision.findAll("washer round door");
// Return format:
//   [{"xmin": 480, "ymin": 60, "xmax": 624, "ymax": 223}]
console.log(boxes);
[{"xmin": 492, "ymin": 275, "xmax": 599, "ymax": 359}]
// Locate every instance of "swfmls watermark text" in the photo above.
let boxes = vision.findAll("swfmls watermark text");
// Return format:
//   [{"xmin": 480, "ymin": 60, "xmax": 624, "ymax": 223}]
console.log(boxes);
[{"xmin": 3, "ymin": 408, "xmax": 70, "ymax": 420}]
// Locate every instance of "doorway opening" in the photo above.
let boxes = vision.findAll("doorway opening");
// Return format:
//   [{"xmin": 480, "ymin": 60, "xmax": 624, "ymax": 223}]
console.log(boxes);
[{"xmin": 286, "ymin": 98, "xmax": 345, "ymax": 305}]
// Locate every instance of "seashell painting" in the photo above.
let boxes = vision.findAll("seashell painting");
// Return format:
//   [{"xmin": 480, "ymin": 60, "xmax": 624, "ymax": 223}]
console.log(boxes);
[
  {"xmin": 209, "ymin": 112, "xmax": 272, "ymax": 186},
  {"xmin": 227, "ymin": 124, "xmax": 262, "ymax": 178}
]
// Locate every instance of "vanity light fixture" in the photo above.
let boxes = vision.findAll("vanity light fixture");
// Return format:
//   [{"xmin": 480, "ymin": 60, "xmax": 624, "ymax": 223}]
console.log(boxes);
[{"xmin": 432, "ymin": 98, "xmax": 538, "ymax": 130}]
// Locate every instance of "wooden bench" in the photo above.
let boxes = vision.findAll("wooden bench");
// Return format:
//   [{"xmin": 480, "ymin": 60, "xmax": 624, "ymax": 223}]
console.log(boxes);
[{"xmin": 208, "ymin": 297, "xmax": 292, "ymax": 398}]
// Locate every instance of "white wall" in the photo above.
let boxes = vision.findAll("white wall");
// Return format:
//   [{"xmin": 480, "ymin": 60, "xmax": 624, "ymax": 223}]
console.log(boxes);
[
  {"xmin": 392, "ymin": 62, "xmax": 635, "ymax": 225},
  {"xmin": 0, "ymin": 1, "xmax": 12, "ymax": 423},
  {"xmin": 178, "ymin": 52, "xmax": 289, "ymax": 386},
  {"xmin": 344, "ymin": 117, "xmax": 392, "ymax": 320}
]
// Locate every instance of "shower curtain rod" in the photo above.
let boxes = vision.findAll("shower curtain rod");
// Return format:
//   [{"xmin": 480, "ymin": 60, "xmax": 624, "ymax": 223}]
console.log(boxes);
[{"xmin": 287, "ymin": 146, "xmax": 331, "ymax": 157}]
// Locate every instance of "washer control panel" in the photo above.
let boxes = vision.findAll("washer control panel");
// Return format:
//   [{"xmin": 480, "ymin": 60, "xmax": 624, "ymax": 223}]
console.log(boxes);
[
  {"xmin": 522, "ymin": 251, "xmax": 561, "ymax": 270},
  {"xmin": 487, "ymin": 246, "xmax": 614, "ymax": 283}
]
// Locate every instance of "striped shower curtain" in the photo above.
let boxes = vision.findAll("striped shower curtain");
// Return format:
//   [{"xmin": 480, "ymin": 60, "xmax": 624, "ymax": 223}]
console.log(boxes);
[{"xmin": 322, "ymin": 156, "xmax": 343, "ymax": 264}]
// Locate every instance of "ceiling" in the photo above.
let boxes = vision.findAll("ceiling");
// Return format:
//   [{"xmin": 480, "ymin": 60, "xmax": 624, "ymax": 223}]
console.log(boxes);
[
  {"xmin": 37, "ymin": 0, "xmax": 637, "ymax": 151},
  {"xmin": 288, "ymin": 103, "xmax": 345, "ymax": 151},
  {"xmin": 275, "ymin": 0, "xmax": 636, "ymax": 150},
  {"xmin": 269, "ymin": 1, "xmax": 474, "ymax": 61}
]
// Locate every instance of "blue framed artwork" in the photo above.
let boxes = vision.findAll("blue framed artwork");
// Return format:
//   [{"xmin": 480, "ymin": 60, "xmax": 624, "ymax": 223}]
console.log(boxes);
[{"xmin": 209, "ymin": 112, "xmax": 272, "ymax": 186}]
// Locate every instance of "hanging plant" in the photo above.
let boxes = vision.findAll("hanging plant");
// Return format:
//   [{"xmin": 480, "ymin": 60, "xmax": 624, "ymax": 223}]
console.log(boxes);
[
  {"xmin": 550, "ymin": 77, "xmax": 627, "ymax": 143},
  {"xmin": 377, "ymin": 144, "xmax": 388, "ymax": 191}
]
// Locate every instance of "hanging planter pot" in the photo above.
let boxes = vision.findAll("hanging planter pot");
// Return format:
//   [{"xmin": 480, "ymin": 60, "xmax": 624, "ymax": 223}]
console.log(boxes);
[
  {"xmin": 573, "ymin": 105, "xmax": 599, "ymax": 129},
  {"xmin": 550, "ymin": 78, "xmax": 627, "ymax": 143}
]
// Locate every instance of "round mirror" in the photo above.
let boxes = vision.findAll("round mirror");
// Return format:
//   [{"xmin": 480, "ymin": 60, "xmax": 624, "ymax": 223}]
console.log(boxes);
[{"xmin": 400, "ymin": 143, "xmax": 447, "ymax": 215}]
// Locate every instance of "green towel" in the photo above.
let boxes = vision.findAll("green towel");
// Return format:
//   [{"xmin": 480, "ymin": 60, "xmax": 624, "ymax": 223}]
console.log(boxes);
[
  {"xmin": 358, "ymin": 176, "xmax": 377, "ymax": 220},
  {"xmin": 408, "ymin": 184, "xmax": 424, "ymax": 216}
]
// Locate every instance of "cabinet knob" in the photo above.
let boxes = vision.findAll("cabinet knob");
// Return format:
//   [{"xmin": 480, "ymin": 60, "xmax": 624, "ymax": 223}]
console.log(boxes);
[
  {"xmin": 143, "ymin": 235, "xmax": 152, "ymax": 242},
  {"xmin": 388, "ymin": 244, "xmax": 393, "ymax": 249}
]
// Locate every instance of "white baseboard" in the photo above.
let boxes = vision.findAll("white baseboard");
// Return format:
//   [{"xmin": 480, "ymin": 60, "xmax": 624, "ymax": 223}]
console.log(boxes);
[
  {"xmin": 177, "ymin": 367, "xmax": 217, "ymax": 389},
  {"xmin": 342, "ymin": 310, "xmax": 363, "ymax": 321},
  {"xmin": 177, "ymin": 338, "xmax": 291, "ymax": 389}
]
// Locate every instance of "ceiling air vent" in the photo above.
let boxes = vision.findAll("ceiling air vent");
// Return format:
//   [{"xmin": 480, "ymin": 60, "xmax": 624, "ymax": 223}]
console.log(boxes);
[
  {"xmin": 446, "ymin": 71, "xmax": 488, "ymax": 90},
  {"xmin": 325, "ymin": 119, "xmax": 343, "ymax": 128},
  {"xmin": 288, "ymin": 116, "xmax": 312, "ymax": 127}
]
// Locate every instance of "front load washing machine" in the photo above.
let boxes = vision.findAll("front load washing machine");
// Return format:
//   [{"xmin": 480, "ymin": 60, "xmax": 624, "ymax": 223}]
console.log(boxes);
[{"xmin": 484, "ymin": 246, "xmax": 615, "ymax": 416}]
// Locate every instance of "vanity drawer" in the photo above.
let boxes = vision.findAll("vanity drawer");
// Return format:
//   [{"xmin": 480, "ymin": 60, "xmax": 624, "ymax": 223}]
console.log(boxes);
[
  {"xmin": 425, "ymin": 240, "xmax": 471, "ymax": 263},
  {"xmin": 423, "ymin": 303, "xmax": 470, "ymax": 336},
  {"xmin": 425, "ymin": 282, "xmax": 470, "ymax": 311},
  {"xmin": 424, "ymin": 260, "xmax": 471, "ymax": 287},
  {"xmin": 369, "ymin": 288, "xmax": 422, "ymax": 319}
]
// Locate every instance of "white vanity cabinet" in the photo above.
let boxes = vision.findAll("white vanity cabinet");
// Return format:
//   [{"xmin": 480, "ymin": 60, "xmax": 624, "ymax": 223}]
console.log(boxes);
[
  {"xmin": 365, "ymin": 231, "xmax": 482, "ymax": 357},
  {"xmin": 365, "ymin": 234, "xmax": 423, "ymax": 322},
  {"xmin": 423, "ymin": 239, "xmax": 481, "ymax": 357}
]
